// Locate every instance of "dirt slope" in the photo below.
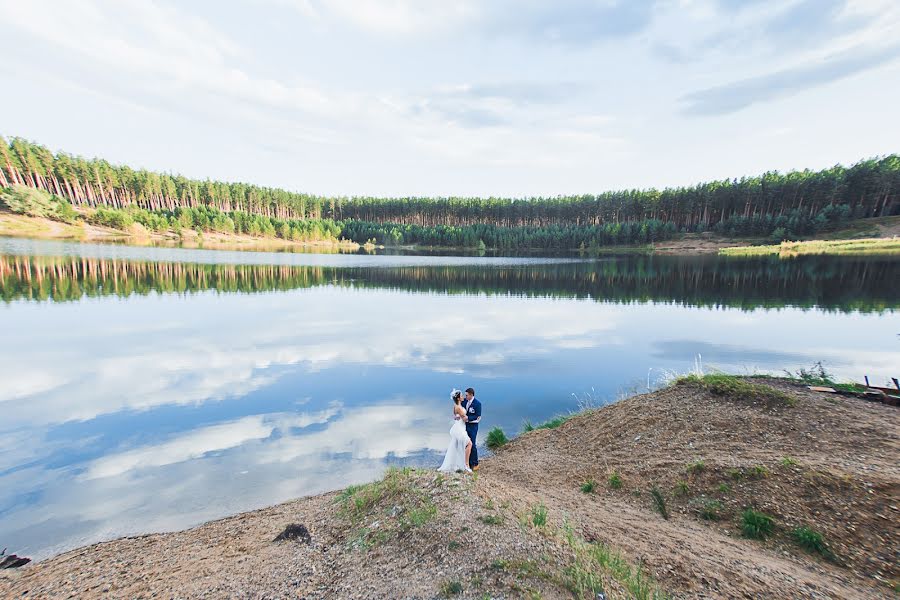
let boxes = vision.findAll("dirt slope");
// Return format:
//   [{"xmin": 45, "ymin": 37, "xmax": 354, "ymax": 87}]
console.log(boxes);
[{"xmin": 1, "ymin": 380, "xmax": 897, "ymax": 599}]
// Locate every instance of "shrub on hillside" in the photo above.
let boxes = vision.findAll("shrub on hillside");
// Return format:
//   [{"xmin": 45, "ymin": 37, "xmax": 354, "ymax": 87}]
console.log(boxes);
[{"xmin": 0, "ymin": 185, "xmax": 77, "ymax": 223}]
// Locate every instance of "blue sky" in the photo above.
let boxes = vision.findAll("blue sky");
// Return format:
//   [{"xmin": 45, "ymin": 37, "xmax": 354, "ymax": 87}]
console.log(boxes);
[{"xmin": 1, "ymin": 0, "xmax": 899, "ymax": 196}]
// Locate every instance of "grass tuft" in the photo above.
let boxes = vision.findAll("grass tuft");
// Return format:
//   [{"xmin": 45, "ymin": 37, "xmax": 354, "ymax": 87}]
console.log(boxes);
[
  {"xmin": 674, "ymin": 481, "xmax": 689, "ymax": 496},
  {"xmin": 440, "ymin": 580, "xmax": 463, "ymax": 597},
  {"xmin": 741, "ymin": 509, "xmax": 775, "ymax": 540},
  {"xmin": 685, "ymin": 459, "xmax": 706, "ymax": 474},
  {"xmin": 531, "ymin": 502, "xmax": 548, "ymax": 527},
  {"xmin": 581, "ymin": 479, "xmax": 597, "ymax": 494},
  {"xmin": 717, "ymin": 483, "xmax": 731, "ymax": 494},
  {"xmin": 649, "ymin": 487, "xmax": 669, "ymax": 520},
  {"xmin": 697, "ymin": 499, "xmax": 723, "ymax": 521},
  {"xmin": 608, "ymin": 471, "xmax": 623, "ymax": 490},
  {"xmin": 486, "ymin": 427, "xmax": 508, "ymax": 450},
  {"xmin": 792, "ymin": 526, "xmax": 830, "ymax": 557},
  {"xmin": 479, "ymin": 514, "xmax": 503, "ymax": 525},
  {"xmin": 780, "ymin": 456, "xmax": 798, "ymax": 467}
]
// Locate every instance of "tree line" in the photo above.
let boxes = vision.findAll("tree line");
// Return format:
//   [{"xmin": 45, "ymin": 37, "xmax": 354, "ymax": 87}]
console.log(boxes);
[{"xmin": 2, "ymin": 135, "xmax": 898, "ymax": 246}]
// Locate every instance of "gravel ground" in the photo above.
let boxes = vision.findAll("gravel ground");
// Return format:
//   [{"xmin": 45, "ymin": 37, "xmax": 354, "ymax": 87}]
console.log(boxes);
[{"xmin": 1, "ymin": 379, "xmax": 896, "ymax": 599}]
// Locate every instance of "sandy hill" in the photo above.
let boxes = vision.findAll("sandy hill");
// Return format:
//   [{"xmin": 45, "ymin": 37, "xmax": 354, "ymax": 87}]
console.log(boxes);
[{"xmin": 2, "ymin": 378, "xmax": 897, "ymax": 599}]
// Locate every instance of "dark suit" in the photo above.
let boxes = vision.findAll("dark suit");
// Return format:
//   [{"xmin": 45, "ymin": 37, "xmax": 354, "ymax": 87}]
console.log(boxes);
[{"xmin": 464, "ymin": 397, "xmax": 481, "ymax": 467}]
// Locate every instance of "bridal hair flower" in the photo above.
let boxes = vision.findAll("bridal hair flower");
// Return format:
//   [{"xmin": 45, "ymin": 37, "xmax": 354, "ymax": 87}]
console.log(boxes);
[{"xmin": 450, "ymin": 389, "xmax": 462, "ymax": 401}]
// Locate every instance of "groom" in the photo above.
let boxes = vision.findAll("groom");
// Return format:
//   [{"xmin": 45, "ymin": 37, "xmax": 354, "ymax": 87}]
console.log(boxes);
[{"xmin": 463, "ymin": 387, "xmax": 481, "ymax": 471}]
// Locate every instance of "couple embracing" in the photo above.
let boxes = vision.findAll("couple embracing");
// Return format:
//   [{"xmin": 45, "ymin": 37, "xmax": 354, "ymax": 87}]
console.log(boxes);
[{"xmin": 438, "ymin": 387, "xmax": 481, "ymax": 473}]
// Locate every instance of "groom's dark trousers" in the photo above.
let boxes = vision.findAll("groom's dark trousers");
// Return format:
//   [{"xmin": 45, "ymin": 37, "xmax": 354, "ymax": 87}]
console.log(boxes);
[{"xmin": 464, "ymin": 397, "xmax": 482, "ymax": 467}]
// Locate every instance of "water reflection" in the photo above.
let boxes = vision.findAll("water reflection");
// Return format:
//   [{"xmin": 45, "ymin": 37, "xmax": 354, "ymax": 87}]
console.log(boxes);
[
  {"xmin": 0, "ymin": 240, "xmax": 897, "ymax": 561},
  {"xmin": 2, "ymin": 253, "xmax": 898, "ymax": 312}
]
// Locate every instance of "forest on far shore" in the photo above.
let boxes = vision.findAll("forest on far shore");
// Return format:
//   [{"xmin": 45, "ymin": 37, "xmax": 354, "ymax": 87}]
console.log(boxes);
[{"xmin": 1, "ymin": 136, "xmax": 898, "ymax": 249}]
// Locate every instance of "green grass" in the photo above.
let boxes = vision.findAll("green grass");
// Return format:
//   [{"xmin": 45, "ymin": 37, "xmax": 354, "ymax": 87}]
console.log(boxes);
[
  {"xmin": 726, "ymin": 468, "xmax": 743, "ymax": 481},
  {"xmin": 1, "ymin": 185, "xmax": 77, "ymax": 223},
  {"xmin": 649, "ymin": 487, "xmax": 669, "ymax": 520},
  {"xmin": 530, "ymin": 414, "xmax": 574, "ymax": 430},
  {"xmin": 531, "ymin": 502, "xmax": 548, "ymax": 527},
  {"xmin": 697, "ymin": 499, "xmax": 724, "ymax": 521},
  {"xmin": 792, "ymin": 526, "xmax": 830, "ymax": 557},
  {"xmin": 685, "ymin": 459, "xmax": 706, "ymax": 474},
  {"xmin": 748, "ymin": 465, "xmax": 770, "ymax": 478},
  {"xmin": 780, "ymin": 456, "xmax": 798, "ymax": 467},
  {"xmin": 741, "ymin": 509, "xmax": 775, "ymax": 540},
  {"xmin": 561, "ymin": 524, "xmax": 668, "ymax": 600},
  {"xmin": 581, "ymin": 479, "xmax": 597, "ymax": 494},
  {"xmin": 679, "ymin": 373, "xmax": 796, "ymax": 406},
  {"xmin": 674, "ymin": 480, "xmax": 689, "ymax": 496},
  {"xmin": 717, "ymin": 483, "xmax": 731, "ymax": 494},
  {"xmin": 337, "ymin": 467, "xmax": 437, "ymax": 548},
  {"xmin": 440, "ymin": 580, "xmax": 463, "ymax": 597},
  {"xmin": 608, "ymin": 471, "xmax": 623, "ymax": 490},
  {"xmin": 486, "ymin": 427, "xmax": 508, "ymax": 450},
  {"xmin": 719, "ymin": 237, "xmax": 900, "ymax": 257},
  {"xmin": 479, "ymin": 514, "xmax": 503, "ymax": 525}
]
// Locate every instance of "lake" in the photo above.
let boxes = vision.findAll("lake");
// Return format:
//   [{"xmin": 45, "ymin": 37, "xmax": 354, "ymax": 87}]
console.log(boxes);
[{"xmin": 1, "ymin": 237, "xmax": 897, "ymax": 560}]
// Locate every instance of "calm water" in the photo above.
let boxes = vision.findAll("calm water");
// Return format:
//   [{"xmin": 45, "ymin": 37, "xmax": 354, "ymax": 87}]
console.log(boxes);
[{"xmin": 1, "ymin": 237, "xmax": 898, "ymax": 560}]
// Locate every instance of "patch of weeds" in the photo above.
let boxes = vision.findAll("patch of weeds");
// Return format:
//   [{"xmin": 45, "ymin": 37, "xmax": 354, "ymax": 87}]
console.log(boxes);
[
  {"xmin": 527, "ymin": 590, "xmax": 543, "ymax": 600},
  {"xmin": 632, "ymin": 489, "xmax": 642, "ymax": 498},
  {"xmin": 531, "ymin": 502, "xmax": 548, "ymax": 527},
  {"xmin": 479, "ymin": 514, "xmax": 503, "ymax": 525},
  {"xmin": 726, "ymin": 468, "xmax": 743, "ymax": 481},
  {"xmin": 448, "ymin": 540, "xmax": 460, "ymax": 550},
  {"xmin": 522, "ymin": 420, "xmax": 535, "ymax": 432},
  {"xmin": 748, "ymin": 465, "xmax": 770, "ymax": 479},
  {"xmin": 491, "ymin": 559, "xmax": 509, "ymax": 571},
  {"xmin": 784, "ymin": 362, "xmax": 863, "ymax": 392},
  {"xmin": 581, "ymin": 479, "xmax": 597, "ymax": 494},
  {"xmin": 792, "ymin": 526, "xmax": 831, "ymax": 557},
  {"xmin": 561, "ymin": 523, "xmax": 667, "ymax": 600},
  {"xmin": 338, "ymin": 467, "xmax": 436, "ymax": 547},
  {"xmin": 741, "ymin": 509, "xmax": 775, "ymax": 540},
  {"xmin": 470, "ymin": 575, "xmax": 483, "ymax": 588},
  {"xmin": 674, "ymin": 480, "xmax": 689, "ymax": 496},
  {"xmin": 608, "ymin": 471, "xmax": 623, "ymax": 489},
  {"xmin": 649, "ymin": 487, "xmax": 669, "ymax": 520},
  {"xmin": 484, "ymin": 498, "xmax": 495, "ymax": 510},
  {"xmin": 680, "ymin": 373, "xmax": 796, "ymax": 406},
  {"xmin": 697, "ymin": 499, "xmax": 723, "ymax": 521},
  {"xmin": 717, "ymin": 483, "xmax": 731, "ymax": 494},
  {"xmin": 533, "ymin": 414, "xmax": 574, "ymax": 430},
  {"xmin": 440, "ymin": 579, "xmax": 463, "ymax": 597},
  {"xmin": 486, "ymin": 427, "xmax": 508, "ymax": 450},
  {"xmin": 685, "ymin": 459, "xmax": 706, "ymax": 474},
  {"xmin": 780, "ymin": 456, "xmax": 798, "ymax": 467}
]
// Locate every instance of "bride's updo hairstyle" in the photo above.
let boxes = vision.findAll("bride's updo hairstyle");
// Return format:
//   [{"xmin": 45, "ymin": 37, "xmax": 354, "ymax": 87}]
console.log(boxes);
[{"xmin": 450, "ymin": 389, "xmax": 462, "ymax": 404}]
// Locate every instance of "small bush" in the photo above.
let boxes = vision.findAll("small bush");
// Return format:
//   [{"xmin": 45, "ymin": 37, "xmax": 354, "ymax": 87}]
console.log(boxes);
[
  {"xmin": 486, "ymin": 427, "xmax": 508, "ymax": 450},
  {"xmin": 608, "ymin": 471, "xmax": 623, "ymax": 489},
  {"xmin": 531, "ymin": 502, "xmax": 548, "ymax": 527},
  {"xmin": 90, "ymin": 207, "xmax": 134, "ymax": 230},
  {"xmin": 581, "ymin": 480, "xmax": 596, "ymax": 494},
  {"xmin": 686, "ymin": 459, "xmax": 706, "ymax": 474},
  {"xmin": 698, "ymin": 499, "xmax": 723, "ymax": 520},
  {"xmin": 742, "ymin": 509, "xmax": 775, "ymax": 540},
  {"xmin": 674, "ymin": 481, "xmax": 689, "ymax": 496},
  {"xmin": 650, "ymin": 487, "xmax": 669, "ymax": 520},
  {"xmin": 792, "ymin": 526, "xmax": 829, "ymax": 557},
  {"xmin": 440, "ymin": 580, "xmax": 463, "ymax": 597}
]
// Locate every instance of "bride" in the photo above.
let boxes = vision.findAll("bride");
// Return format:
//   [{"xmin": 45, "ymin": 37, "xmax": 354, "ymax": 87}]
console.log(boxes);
[{"xmin": 438, "ymin": 389, "xmax": 473, "ymax": 473}]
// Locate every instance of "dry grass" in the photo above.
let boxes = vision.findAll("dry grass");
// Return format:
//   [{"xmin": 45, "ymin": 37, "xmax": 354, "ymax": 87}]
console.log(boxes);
[{"xmin": 720, "ymin": 237, "xmax": 900, "ymax": 256}]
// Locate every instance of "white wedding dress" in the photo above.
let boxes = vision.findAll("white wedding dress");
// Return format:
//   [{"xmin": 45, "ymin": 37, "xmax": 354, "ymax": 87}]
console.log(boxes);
[{"xmin": 438, "ymin": 413, "xmax": 472, "ymax": 473}]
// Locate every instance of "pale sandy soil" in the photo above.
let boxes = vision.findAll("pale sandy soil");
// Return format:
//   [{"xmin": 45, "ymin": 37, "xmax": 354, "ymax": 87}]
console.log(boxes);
[{"xmin": 2, "ymin": 380, "xmax": 896, "ymax": 599}]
